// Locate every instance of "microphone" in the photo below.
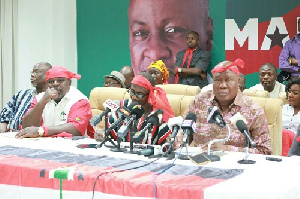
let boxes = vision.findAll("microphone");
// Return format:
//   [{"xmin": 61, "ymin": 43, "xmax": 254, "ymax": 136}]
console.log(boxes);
[
  {"xmin": 207, "ymin": 106, "xmax": 226, "ymax": 128},
  {"xmin": 168, "ymin": 116, "xmax": 183, "ymax": 141},
  {"xmin": 230, "ymin": 112, "xmax": 256, "ymax": 147},
  {"xmin": 181, "ymin": 113, "xmax": 197, "ymax": 146},
  {"xmin": 106, "ymin": 102, "xmax": 138, "ymax": 134},
  {"xmin": 132, "ymin": 109, "xmax": 164, "ymax": 143},
  {"xmin": 117, "ymin": 103, "xmax": 144, "ymax": 140},
  {"xmin": 90, "ymin": 99, "xmax": 120, "ymax": 127}
]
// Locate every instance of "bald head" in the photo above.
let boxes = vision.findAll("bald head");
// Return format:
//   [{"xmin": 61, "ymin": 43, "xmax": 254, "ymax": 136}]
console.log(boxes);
[{"xmin": 120, "ymin": 66, "xmax": 135, "ymax": 89}]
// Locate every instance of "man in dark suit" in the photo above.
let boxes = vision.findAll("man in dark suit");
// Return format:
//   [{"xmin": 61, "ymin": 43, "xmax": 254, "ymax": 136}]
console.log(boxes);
[{"xmin": 172, "ymin": 31, "xmax": 211, "ymax": 88}]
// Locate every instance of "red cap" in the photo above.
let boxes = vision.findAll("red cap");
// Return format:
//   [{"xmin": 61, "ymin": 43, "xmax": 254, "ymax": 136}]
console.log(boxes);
[{"xmin": 46, "ymin": 66, "xmax": 81, "ymax": 81}]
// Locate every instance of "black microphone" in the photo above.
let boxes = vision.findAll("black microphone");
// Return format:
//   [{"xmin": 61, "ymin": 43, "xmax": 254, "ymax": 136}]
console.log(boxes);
[
  {"xmin": 90, "ymin": 99, "xmax": 120, "ymax": 127},
  {"xmin": 132, "ymin": 109, "xmax": 164, "ymax": 143},
  {"xmin": 117, "ymin": 103, "xmax": 144, "ymax": 140},
  {"xmin": 207, "ymin": 106, "xmax": 226, "ymax": 128},
  {"xmin": 181, "ymin": 113, "xmax": 197, "ymax": 146},
  {"xmin": 230, "ymin": 112, "xmax": 256, "ymax": 147}
]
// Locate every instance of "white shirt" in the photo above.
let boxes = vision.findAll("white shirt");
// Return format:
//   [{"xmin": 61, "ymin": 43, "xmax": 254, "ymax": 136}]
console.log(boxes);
[
  {"xmin": 201, "ymin": 84, "xmax": 213, "ymax": 93},
  {"xmin": 282, "ymin": 104, "xmax": 300, "ymax": 134},
  {"xmin": 249, "ymin": 81, "xmax": 285, "ymax": 98},
  {"xmin": 36, "ymin": 86, "xmax": 87, "ymax": 126}
]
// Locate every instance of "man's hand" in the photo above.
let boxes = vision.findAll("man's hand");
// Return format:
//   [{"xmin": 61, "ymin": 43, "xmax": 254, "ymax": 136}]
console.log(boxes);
[
  {"xmin": 0, "ymin": 123, "xmax": 8, "ymax": 133},
  {"xmin": 40, "ymin": 88, "xmax": 58, "ymax": 104},
  {"xmin": 288, "ymin": 57, "xmax": 298, "ymax": 66},
  {"xmin": 94, "ymin": 128, "xmax": 105, "ymax": 142},
  {"xmin": 15, "ymin": 127, "xmax": 39, "ymax": 138},
  {"xmin": 199, "ymin": 71, "xmax": 207, "ymax": 80},
  {"xmin": 171, "ymin": 67, "xmax": 179, "ymax": 75}
]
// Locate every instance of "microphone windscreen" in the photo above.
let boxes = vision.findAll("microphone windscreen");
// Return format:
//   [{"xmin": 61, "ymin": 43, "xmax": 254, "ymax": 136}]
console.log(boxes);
[
  {"xmin": 127, "ymin": 101, "xmax": 139, "ymax": 111},
  {"xmin": 185, "ymin": 112, "xmax": 197, "ymax": 122},
  {"xmin": 131, "ymin": 104, "xmax": 145, "ymax": 119},
  {"xmin": 236, "ymin": 120, "xmax": 248, "ymax": 132},
  {"xmin": 147, "ymin": 115, "xmax": 159, "ymax": 126},
  {"xmin": 229, "ymin": 112, "xmax": 247, "ymax": 127}
]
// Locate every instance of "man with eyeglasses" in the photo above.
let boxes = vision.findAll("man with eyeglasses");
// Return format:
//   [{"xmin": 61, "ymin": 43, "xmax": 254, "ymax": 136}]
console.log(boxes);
[
  {"xmin": 174, "ymin": 59, "xmax": 271, "ymax": 154},
  {"xmin": 0, "ymin": 62, "xmax": 52, "ymax": 133},
  {"xmin": 103, "ymin": 71, "xmax": 126, "ymax": 88},
  {"xmin": 16, "ymin": 66, "xmax": 94, "ymax": 139},
  {"xmin": 95, "ymin": 73, "xmax": 174, "ymax": 145}
]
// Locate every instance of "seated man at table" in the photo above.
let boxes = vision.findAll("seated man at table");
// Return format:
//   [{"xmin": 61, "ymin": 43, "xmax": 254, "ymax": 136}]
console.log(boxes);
[
  {"xmin": 0, "ymin": 62, "xmax": 51, "ymax": 132},
  {"xmin": 175, "ymin": 59, "xmax": 271, "ymax": 154},
  {"xmin": 95, "ymin": 73, "xmax": 174, "ymax": 145},
  {"xmin": 249, "ymin": 63, "xmax": 285, "ymax": 98},
  {"xmin": 16, "ymin": 66, "xmax": 94, "ymax": 138}
]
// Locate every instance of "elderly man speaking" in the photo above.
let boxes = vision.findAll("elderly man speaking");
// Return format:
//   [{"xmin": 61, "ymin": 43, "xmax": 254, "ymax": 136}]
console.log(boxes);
[
  {"xmin": 16, "ymin": 66, "xmax": 94, "ymax": 139},
  {"xmin": 176, "ymin": 59, "xmax": 271, "ymax": 154}
]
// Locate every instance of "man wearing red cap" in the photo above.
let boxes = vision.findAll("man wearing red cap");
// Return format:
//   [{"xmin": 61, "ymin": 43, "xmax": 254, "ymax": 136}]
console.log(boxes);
[
  {"xmin": 16, "ymin": 66, "xmax": 94, "ymax": 138},
  {"xmin": 175, "ymin": 59, "xmax": 271, "ymax": 154}
]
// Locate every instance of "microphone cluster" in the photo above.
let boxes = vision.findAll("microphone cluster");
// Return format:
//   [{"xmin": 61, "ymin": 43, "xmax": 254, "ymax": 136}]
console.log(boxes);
[{"xmin": 89, "ymin": 101, "xmax": 256, "ymax": 161}]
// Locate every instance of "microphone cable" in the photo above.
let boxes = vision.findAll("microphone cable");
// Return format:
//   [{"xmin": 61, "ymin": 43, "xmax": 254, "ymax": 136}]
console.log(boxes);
[{"xmin": 152, "ymin": 146, "xmax": 183, "ymax": 199}]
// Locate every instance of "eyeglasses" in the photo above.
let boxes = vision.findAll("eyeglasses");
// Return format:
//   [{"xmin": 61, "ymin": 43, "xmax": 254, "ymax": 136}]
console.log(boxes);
[
  {"xmin": 48, "ymin": 78, "xmax": 67, "ymax": 85},
  {"xmin": 127, "ymin": 89, "xmax": 149, "ymax": 99},
  {"xmin": 103, "ymin": 81, "xmax": 120, "ymax": 87}
]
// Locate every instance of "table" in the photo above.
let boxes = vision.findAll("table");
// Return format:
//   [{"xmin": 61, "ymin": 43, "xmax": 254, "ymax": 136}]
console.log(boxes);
[{"xmin": 0, "ymin": 132, "xmax": 299, "ymax": 199}]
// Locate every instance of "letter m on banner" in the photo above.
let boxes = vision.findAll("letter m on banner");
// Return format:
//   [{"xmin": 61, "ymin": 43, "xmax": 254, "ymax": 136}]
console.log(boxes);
[{"xmin": 225, "ymin": 18, "xmax": 258, "ymax": 50}]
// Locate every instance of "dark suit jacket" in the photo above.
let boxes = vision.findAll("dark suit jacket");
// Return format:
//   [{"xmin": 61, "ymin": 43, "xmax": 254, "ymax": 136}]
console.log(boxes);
[{"xmin": 175, "ymin": 47, "xmax": 211, "ymax": 88}]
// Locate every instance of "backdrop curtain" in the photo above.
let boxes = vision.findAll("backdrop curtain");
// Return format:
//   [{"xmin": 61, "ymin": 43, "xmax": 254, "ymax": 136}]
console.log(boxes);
[{"xmin": 0, "ymin": 0, "xmax": 17, "ymax": 110}]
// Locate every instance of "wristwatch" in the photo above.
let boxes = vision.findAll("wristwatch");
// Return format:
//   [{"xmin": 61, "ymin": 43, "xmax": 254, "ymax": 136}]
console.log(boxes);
[
  {"xmin": 289, "ymin": 59, "xmax": 292, "ymax": 65},
  {"xmin": 178, "ymin": 68, "xmax": 183, "ymax": 73},
  {"xmin": 38, "ymin": 126, "xmax": 45, "ymax": 137}
]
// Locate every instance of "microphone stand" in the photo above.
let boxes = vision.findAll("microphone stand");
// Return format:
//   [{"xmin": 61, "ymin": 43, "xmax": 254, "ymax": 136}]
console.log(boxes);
[
  {"xmin": 203, "ymin": 124, "xmax": 231, "ymax": 162},
  {"xmin": 178, "ymin": 135, "xmax": 190, "ymax": 160},
  {"xmin": 99, "ymin": 112, "xmax": 117, "ymax": 148},
  {"xmin": 124, "ymin": 118, "xmax": 138, "ymax": 154},
  {"xmin": 237, "ymin": 134, "xmax": 256, "ymax": 164}
]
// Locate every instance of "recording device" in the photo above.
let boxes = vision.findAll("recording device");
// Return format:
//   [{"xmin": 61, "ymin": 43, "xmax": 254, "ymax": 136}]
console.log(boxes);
[
  {"xmin": 207, "ymin": 106, "xmax": 226, "ymax": 128},
  {"xmin": 266, "ymin": 157, "xmax": 282, "ymax": 162},
  {"xmin": 132, "ymin": 109, "xmax": 164, "ymax": 143},
  {"xmin": 230, "ymin": 112, "xmax": 256, "ymax": 147},
  {"xmin": 181, "ymin": 113, "xmax": 197, "ymax": 146},
  {"xmin": 90, "ymin": 99, "xmax": 120, "ymax": 127},
  {"xmin": 137, "ymin": 145, "xmax": 162, "ymax": 156}
]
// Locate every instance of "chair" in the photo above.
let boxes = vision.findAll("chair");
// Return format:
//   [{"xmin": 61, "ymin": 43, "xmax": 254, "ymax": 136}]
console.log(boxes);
[
  {"xmin": 249, "ymin": 96, "xmax": 283, "ymax": 155},
  {"xmin": 156, "ymin": 84, "xmax": 200, "ymax": 96},
  {"xmin": 278, "ymin": 91, "xmax": 288, "ymax": 105},
  {"xmin": 243, "ymin": 89, "xmax": 270, "ymax": 98}
]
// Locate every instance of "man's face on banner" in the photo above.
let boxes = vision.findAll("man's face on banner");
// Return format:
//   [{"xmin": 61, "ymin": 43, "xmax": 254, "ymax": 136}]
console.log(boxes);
[{"xmin": 128, "ymin": 0, "xmax": 210, "ymax": 83}]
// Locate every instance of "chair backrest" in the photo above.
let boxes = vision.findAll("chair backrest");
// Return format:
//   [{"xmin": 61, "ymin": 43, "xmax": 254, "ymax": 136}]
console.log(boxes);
[
  {"xmin": 243, "ymin": 89, "xmax": 270, "ymax": 98},
  {"xmin": 278, "ymin": 91, "xmax": 288, "ymax": 105},
  {"xmin": 156, "ymin": 84, "xmax": 200, "ymax": 96},
  {"xmin": 89, "ymin": 87, "xmax": 129, "ymax": 128},
  {"xmin": 249, "ymin": 96, "xmax": 283, "ymax": 155}
]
